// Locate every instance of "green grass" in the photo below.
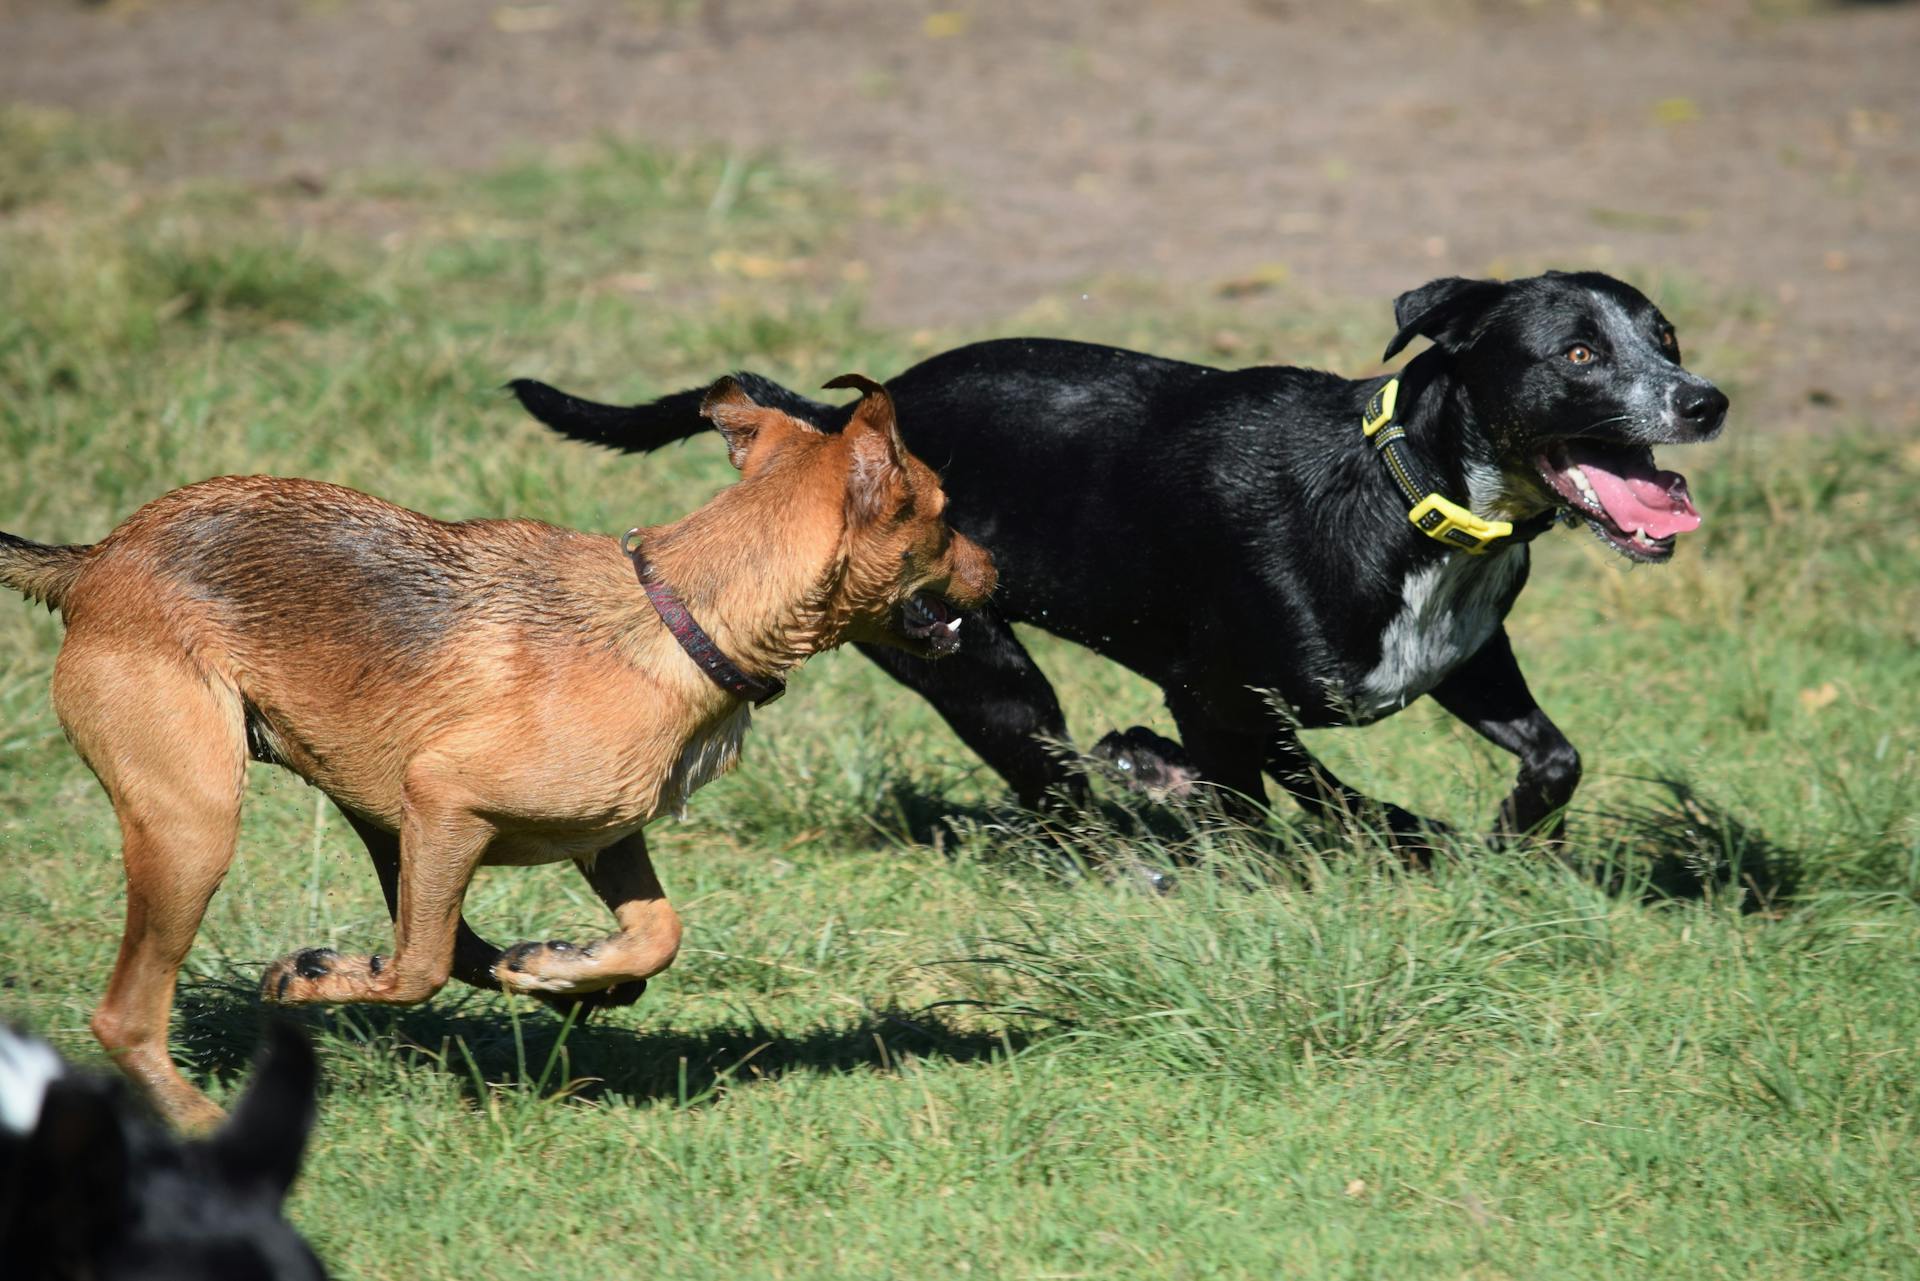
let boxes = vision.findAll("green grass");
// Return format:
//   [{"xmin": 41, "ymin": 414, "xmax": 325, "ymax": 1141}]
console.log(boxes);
[{"xmin": 2, "ymin": 107, "xmax": 1918, "ymax": 1280}]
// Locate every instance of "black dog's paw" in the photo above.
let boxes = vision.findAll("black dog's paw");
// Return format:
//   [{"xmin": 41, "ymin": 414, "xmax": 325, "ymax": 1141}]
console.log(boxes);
[{"xmin": 1090, "ymin": 727, "xmax": 1201, "ymax": 799}]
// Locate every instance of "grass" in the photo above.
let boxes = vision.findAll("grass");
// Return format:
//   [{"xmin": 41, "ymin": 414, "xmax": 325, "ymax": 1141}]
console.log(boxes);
[{"xmin": 2, "ymin": 105, "xmax": 1918, "ymax": 1280}]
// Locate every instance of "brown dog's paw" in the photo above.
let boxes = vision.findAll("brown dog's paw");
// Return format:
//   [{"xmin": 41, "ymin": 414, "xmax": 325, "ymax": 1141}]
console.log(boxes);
[
  {"xmin": 493, "ymin": 939, "xmax": 602, "ymax": 995},
  {"xmin": 260, "ymin": 947, "xmax": 385, "ymax": 1005},
  {"xmin": 493, "ymin": 941, "xmax": 652, "ymax": 1014}
]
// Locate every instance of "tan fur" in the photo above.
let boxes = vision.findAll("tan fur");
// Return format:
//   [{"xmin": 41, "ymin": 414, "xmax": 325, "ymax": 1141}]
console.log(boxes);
[{"xmin": 2, "ymin": 378, "xmax": 994, "ymax": 1130}]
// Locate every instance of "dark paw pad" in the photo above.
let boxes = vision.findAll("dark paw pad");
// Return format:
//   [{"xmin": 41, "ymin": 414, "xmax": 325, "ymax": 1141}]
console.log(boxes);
[
  {"xmin": 293, "ymin": 948, "xmax": 339, "ymax": 979},
  {"xmin": 500, "ymin": 941, "xmax": 543, "ymax": 974},
  {"xmin": 1090, "ymin": 727, "xmax": 1201, "ymax": 798}
]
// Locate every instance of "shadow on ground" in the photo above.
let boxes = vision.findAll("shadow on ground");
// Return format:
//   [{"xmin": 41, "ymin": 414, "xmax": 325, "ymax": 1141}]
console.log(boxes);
[
  {"xmin": 1588, "ymin": 775, "xmax": 1802, "ymax": 908},
  {"xmin": 175, "ymin": 984, "xmax": 1026, "ymax": 1111}
]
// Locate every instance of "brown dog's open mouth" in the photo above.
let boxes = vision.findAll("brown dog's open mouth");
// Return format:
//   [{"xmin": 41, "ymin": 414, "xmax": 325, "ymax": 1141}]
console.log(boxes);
[
  {"xmin": 1535, "ymin": 441, "xmax": 1700, "ymax": 564},
  {"xmin": 897, "ymin": 592, "xmax": 966, "ymax": 656}
]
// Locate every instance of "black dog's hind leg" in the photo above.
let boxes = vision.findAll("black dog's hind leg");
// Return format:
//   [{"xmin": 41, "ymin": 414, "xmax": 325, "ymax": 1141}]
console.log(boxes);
[
  {"xmin": 1429, "ymin": 628, "xmax": 1581, "ymax": 844},
  {"xmin": 1262, "ymin": 730, "xmax": 1449, "ymax": 860},
  {"xmin": 1164, "ymin": 694, "xmax": 1272, "ymax": 825},
  {"xmin": 341, "ymin": 810, "xmax": 506, "ymax": 992},
  {"xmin": 857, "ymin": 609, "xmax": 1081, "ymax": 811}
]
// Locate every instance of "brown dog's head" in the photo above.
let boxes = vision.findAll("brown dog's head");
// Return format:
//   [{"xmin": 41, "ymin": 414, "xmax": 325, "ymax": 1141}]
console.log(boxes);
[{"xmin": 699, "ymin": 374, "xmax": 996, "ymax": 658}]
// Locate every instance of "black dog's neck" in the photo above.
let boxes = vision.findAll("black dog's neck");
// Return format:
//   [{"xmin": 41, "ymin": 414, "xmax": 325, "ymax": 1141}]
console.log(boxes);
[{"xmin": 1383, "ymin": 348, "xmax": 1489, "ymax": 511}]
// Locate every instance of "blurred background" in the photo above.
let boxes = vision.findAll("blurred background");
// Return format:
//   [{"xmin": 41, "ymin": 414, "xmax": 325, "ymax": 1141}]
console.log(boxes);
[{"xmin": 4, "ymin": 0, "xmax": 1916, "ymax": 432}]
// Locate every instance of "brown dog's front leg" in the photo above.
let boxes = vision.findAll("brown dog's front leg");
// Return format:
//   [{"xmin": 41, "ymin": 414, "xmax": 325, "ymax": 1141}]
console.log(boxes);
[
  {"xmin": 492, "ymin": 832, "xmax": 681, "ymax": 1003},
  {"xmin": 263, "ymin": 801, "xmax": 493, "ymax": 1006}
]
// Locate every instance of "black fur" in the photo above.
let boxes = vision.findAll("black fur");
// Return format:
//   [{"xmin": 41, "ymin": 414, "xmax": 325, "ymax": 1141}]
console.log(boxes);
[
  {"xmin": 511, "ymin": 271, "xmax": 1727, "ymax": 846},
  {"xmin": 0, "ymin": 1021, "xmax": 326, "ymax": 1280}
]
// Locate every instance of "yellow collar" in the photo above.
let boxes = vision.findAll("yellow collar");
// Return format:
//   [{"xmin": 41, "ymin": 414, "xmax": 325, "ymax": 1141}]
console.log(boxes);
[{"xmin": 1362, "ymin": 378, "xmax": 1515, "ymax": 554}]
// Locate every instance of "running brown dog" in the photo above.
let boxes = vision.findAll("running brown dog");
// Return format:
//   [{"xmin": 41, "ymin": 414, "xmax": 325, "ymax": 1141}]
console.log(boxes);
[{"xmin": 0, "ymin": 375, "xmax": 994, "ymax": 1130}]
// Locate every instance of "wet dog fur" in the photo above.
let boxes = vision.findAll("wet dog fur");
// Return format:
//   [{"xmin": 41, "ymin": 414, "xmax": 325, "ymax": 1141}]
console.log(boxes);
[
  {"xmin": 0, "ymin": 376, "xmax": 994, "ymax": 1129},
  {"xmin": 512, "ymin": 272, "xmax": 1727, "ymax": 851}
]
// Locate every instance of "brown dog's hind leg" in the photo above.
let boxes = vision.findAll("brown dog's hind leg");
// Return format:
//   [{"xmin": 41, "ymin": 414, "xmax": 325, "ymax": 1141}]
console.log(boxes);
[
  {"xmin": 263, "ymin": 790, "xmax": 492, "ymax": 1007},
  {"xmin": 492, "ymin": 832, "xmax": 680, "ymax": 1005},
  {"xmin": 61, "ymin": 656, "xmax": 248, "ymax": 1133}
]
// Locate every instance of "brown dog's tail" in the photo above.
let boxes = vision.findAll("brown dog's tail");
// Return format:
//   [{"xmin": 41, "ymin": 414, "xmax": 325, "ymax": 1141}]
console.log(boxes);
[{"xmin": 0, "ymin": 531, "xmax": 89, "ymax": 612}]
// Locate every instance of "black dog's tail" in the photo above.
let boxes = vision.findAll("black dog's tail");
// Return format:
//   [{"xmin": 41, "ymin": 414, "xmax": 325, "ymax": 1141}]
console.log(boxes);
[
  {"xmin": 0, "ymin": 531, "xmax": 89, "ymax": 613},
  {"xmin": 508, "ymin": 372, "xmax": 846, "ymax": 455}
]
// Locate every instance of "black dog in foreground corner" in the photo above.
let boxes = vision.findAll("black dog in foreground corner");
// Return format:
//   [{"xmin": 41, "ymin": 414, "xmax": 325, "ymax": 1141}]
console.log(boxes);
[
  {"xmin": 515, "ymin": 272, "xmax": 1727, "ymax": 850},
  {"xmin": 1, "ymin": 1022, "xmax": 325, "ymax": 1280}
]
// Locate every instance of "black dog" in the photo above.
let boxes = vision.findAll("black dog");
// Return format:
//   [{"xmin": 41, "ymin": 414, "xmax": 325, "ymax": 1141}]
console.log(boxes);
[
  {"xmin": 1, "ymin": 1021, "xmax": 325, "ymax": 1280},
  {"xmin": 513, "ymin": 272, "xmax": 1727, "ymax": 848}
]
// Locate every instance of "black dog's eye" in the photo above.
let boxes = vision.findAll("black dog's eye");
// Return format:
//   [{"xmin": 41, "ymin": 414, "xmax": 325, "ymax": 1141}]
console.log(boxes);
[
  {"xmin": 1659, "ymin": 330, "xmax": 1679, "ymax": 356},
  {"xmin": 1566, "ymin": 343, "xmax": 1595, "ymax": 365}
]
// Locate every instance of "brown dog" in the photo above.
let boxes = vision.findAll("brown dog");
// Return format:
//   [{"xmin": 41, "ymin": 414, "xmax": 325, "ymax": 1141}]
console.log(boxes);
[{"xmin": 0, "ymin": 375, "xmax": 994, "ymax": 1130}]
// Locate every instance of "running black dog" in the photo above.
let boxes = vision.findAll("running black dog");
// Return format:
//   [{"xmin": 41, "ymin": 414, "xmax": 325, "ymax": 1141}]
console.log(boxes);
[
  {"xmin": 1, "ymin": 1021, "xmax": 324, "ymax": 1280},
  {"xmin": 513, "ymin": 272, "xmax": 1727, "ymax": 848}
]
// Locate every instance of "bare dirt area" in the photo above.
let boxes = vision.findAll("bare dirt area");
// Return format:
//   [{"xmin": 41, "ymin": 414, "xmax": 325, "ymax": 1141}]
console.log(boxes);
[{"xmin": 3, "ymin": 0, "xmax": 1916, "ymax": 431}]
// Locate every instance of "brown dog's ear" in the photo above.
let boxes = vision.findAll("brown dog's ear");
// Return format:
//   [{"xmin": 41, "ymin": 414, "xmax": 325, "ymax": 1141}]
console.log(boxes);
[
  {"xmin": 827, "ymin": 374, "xmax": 907, "ymax": 526},
  {"xmin": 700, "ymin": 376, "xmax": 770, "ymax": 470}
]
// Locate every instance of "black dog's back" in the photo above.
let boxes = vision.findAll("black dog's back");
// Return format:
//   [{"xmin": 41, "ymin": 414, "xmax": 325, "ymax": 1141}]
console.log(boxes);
[{"xmin": 513, "ymin": 338, "xmax": 1361, "ymax": 655}]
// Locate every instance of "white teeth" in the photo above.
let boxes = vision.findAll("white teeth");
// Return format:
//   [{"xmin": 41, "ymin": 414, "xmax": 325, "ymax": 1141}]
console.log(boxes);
[
  {"xmin": 1567, "ymin": 464, "xmax": 1601, "ymax": 510},
  {"xmin": 945, "ymin": 617, "xmax": 963, "ymax": 633}
]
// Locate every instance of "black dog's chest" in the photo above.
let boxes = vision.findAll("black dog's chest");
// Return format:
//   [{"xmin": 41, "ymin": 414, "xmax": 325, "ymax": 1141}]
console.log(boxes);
[{"xmin": 1322, "ymin": 546, "xmax": 1528, "ymax": 723}]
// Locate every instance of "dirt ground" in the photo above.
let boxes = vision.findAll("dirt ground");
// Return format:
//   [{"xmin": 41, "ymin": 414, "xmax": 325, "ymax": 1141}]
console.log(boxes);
[{"xmin": 3, "ymin": 0, "xmax": 1916, "ymax": 430}]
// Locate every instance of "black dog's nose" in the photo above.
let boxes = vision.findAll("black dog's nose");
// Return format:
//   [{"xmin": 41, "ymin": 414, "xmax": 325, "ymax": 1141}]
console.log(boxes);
[{"xmin": 1676, "ymin": 384, "xmax": 1729, "ymax": 435}]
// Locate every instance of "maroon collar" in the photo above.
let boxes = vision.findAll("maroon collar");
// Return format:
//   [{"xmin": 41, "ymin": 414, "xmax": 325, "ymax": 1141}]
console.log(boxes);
[{"xmin": 623, "ymin": 529, "xmax": 786, "ymax": 707}]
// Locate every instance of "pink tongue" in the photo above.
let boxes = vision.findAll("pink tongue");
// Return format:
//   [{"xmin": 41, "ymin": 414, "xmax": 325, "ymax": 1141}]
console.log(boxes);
[{"xmin": 1580, "ymin": 461, "xmax": 1700, "ymax": 539}]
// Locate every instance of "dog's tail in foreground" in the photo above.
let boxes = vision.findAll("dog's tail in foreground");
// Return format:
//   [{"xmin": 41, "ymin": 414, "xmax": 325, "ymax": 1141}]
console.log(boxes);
[
  {"xmin": 1, "ymin": 1020, "xmax": 326, "ymax": 1279},
  {"xmin": 510, "ymin": 371, "xmax": 845, "ymax": 454},
  {"xmin": 0, "ymin": 531, "xmax": 89, "ymax": 613}
]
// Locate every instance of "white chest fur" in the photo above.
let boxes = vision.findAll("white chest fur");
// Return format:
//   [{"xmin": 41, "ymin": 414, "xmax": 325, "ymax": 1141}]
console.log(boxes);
[
  {"xmin": 658, "ymin": 703, "xmax": 753, "ymax": 820},
  {"xmin": 1352, "ymin": 547, "xmax": 1524, "ymax": 719}
]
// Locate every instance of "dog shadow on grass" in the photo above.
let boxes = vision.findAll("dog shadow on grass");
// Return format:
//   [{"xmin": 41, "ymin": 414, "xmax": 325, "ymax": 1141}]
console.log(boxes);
[
  {"xmin": 1586, "ymin": 774, "xmax": 1802, "ymax": 909},
  {"xmin": 868, "ymin": 761, "xmax": 1811, "ymax": 911},
  {"xmin": 174, "ymin": 983, "xmax": 1027, "ymax": 1111}
]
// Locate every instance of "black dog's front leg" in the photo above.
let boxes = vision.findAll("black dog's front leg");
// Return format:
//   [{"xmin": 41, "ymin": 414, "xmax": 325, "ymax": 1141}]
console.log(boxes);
[{"xmin": 1429, "ymin": 628, "xmax": 1581, "ymax": 843}]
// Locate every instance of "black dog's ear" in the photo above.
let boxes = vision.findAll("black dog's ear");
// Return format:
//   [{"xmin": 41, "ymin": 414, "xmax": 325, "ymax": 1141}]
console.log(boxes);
[
  {"xmin": 207, "ymin": 1021, "xmax": 318, "ymax": 1202},
  {"xmin": 1382, "ymin": 277, "xmax": 1508, "ymax": 361}
]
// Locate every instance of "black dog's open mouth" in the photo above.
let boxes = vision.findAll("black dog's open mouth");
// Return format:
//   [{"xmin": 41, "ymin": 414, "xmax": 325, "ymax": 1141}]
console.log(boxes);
[
  {"xmin": 1535, "ymin": 441, "xmax": 1700, "ymax": 564},
  {"xmin": 897, "ymin": 592, "xmax": 966, "ymax": 656}
]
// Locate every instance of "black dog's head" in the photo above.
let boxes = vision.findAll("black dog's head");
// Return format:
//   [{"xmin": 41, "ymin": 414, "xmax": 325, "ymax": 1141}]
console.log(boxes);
[
  {"xmin": 1, "ymin": 1021, "xmax": 326, "ymax": 1280},
  {"xmin": 1385, "ymin": 270, "xmax": 1728, "ymax": 563}
]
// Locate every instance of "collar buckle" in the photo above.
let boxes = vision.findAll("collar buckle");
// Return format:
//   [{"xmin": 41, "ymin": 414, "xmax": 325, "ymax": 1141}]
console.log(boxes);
[{"xmin": 1406, "ymin": 494, "xmax": 1514, "ymax": 555}]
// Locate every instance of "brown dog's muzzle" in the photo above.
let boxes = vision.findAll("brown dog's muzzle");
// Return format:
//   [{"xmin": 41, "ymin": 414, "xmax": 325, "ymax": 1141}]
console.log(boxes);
[{"xmin": 893, "ymin": 532, "xmax": 997, "ymax": 658}]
